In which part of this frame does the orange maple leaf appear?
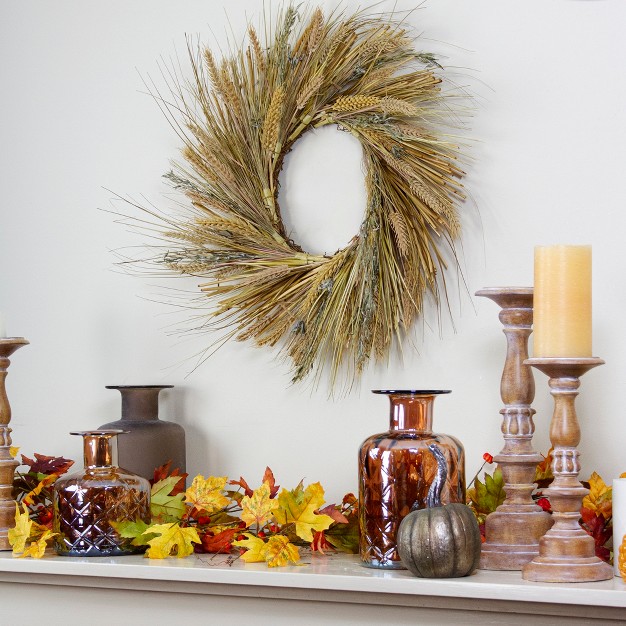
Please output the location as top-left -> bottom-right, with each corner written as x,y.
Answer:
262,467 -> 280,498
229,476 -> 253,498
152,461 -> 188,496
200,528 -> 237,554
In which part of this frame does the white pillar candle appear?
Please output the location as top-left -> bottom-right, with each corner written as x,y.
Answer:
533,245 -> 592,357
613,478 -> 626,577
0,312 -> 6,338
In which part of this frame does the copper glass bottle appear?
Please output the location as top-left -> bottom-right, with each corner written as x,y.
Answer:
358,390 -> 466,569
53,430 -> 151,557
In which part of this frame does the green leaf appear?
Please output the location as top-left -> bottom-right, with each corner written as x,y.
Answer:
324,516 -> 359,554
110,519 -> 157,546
467,467 -> 506,516
151,477 -> 186,521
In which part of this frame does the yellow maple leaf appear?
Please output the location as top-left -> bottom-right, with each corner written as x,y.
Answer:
274,482 -> 334,542
29,520 -> 54,541
241,482 -> 279,528
8,504 -> 32,554
17,530 -> 57,559
620,472 -> 626,479
145,523 -> 200,559
184,475 -> 230,515
23,474 -> 58,507
264,535 -> 300,567
582,472 -> 612,519
232,533 -> 268,563
9,446 -> 19,458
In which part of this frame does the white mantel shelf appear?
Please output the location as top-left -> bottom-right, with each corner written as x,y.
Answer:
1,551 -> 625,625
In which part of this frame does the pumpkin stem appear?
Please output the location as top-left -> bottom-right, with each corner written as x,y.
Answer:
426,443 -> 447,508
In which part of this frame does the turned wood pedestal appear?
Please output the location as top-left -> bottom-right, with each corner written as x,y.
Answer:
0,337 -> 28,550
522,357 -> 613,583
476,288 -> 553,570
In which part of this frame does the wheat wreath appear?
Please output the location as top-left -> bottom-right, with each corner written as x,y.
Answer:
148,5 -> 468,390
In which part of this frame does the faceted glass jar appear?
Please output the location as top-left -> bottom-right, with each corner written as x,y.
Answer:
53,430 -> 151,557
358,390 -> 466,569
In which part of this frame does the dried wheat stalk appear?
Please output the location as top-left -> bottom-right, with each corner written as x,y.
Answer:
143,4 -> 469,391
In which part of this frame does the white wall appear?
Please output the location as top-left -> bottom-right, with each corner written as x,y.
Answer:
1,0 -> 625,503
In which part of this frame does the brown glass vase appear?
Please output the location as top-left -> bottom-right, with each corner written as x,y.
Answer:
358,390 -> 466,569
98,385 -> 186,481
53,430 -> 151,557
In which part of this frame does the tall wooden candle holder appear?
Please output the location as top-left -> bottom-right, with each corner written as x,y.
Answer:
0,337 -> 28,550
476,288 -> 553,570
522,357 -> 613,582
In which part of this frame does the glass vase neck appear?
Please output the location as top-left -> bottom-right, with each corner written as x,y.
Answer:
71,430 -> 123,468
106,385 -> 173,421
373,390 -> 450,432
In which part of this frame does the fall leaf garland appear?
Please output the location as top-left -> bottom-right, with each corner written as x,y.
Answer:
9,453 -> 358,566
139,4 -> 468,390
112,470 -> 357,563
8,448 -> 626,569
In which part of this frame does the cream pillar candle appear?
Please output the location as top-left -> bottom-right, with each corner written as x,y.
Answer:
533,245 -> 592,357
613,478 -> 626,577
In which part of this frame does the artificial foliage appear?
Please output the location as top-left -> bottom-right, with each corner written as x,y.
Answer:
9,452 -> 358,565
468,449 -> 620,564
140,4 -> 468,389
9,451 -> 74,558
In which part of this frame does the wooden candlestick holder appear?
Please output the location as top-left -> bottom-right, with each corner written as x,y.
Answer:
0,337 -> 28,550
476,288 -> 553,570
522,357 -> 613,582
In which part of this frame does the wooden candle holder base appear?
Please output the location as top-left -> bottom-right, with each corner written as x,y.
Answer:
0,338 -> 28,551
522,357 -> 613,583
476,288 -> 553,570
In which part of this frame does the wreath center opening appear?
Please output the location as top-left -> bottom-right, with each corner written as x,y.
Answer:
277,125 -> 367,257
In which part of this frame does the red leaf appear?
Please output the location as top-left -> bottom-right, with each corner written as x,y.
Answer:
151,460 -> 188,495
229,476 -> 254,498
596,545 -> 611,562
199,528 -> 237,553
536,497 -> 552,513
317,503 -> 349,525
342,493 -> 357,507
580,506 -> 612,562
229,468 -> 279,500
262,467 -> 280,498
21,453 -> 74,476
311,531 -> 333,553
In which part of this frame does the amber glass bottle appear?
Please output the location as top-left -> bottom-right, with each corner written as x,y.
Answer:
358,390 -> 465,569
53,430 -> 151,557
